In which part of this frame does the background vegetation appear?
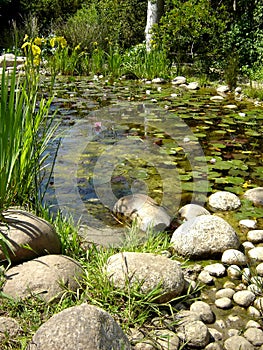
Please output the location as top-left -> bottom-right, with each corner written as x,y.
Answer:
0,0 -> 263,80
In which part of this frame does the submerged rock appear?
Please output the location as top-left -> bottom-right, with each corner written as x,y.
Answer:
178,204 -> 210,221
113,194 -> 171,232
244,187 -> 263,206
208,191 -> 241,211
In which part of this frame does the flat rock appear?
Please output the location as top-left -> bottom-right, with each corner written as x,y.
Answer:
208,191 -> 241,211
215,288 -> 235,299
217,85 -> 230,93
0,209 -> 61,262
227,265 -> 242,279
3,254 -> 84,302
187,81 -> 199,90
171,215 -> 240,259
239,219 -> 257,229
27,304 -> 131,350
210,95 -> 224,101
106,252 -> 185,303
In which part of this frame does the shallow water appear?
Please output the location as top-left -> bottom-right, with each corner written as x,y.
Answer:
42,76 -> 263,240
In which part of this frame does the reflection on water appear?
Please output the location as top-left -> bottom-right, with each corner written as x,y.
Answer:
42,77 -> 263,233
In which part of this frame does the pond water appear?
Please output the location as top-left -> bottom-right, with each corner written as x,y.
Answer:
42,76 -> 263,243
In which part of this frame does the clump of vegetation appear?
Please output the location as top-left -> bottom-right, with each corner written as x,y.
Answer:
0,218 -> 202,349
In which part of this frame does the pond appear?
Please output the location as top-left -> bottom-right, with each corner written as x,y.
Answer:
42,76 -> 263,245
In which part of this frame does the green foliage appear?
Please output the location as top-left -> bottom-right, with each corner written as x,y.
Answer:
19,0 -> 83,32
123,43 -> 172,79
224,52 -> 239,90
153,0 -> 229,74
56,4 -> 106,52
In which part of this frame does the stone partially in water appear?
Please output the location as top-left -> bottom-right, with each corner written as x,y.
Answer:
171,215 -> 240,259
244,187 -> 263,206
113,194 -> 171,232
178,204 -> 210,221
208,191 -> 241,211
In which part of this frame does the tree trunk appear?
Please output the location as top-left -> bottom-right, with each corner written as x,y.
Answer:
145,0 -> 164,51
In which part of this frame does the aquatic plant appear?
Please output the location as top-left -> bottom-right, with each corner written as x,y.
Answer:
0,58 -> 58,213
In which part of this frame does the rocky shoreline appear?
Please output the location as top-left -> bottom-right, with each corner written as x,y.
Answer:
0,188 -> 262,349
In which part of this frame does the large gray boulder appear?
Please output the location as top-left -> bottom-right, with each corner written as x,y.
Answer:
106,252 -> 185,303
27,304 -> 131,350
113,194 -> 171,232
0,209 -> 61,262
171,215 -> 240,259
3,254 -> 84,302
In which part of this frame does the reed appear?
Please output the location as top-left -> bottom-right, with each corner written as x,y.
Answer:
0,59 -> 58,213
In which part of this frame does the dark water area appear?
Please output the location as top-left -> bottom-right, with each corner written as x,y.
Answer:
41,76 -> 263,231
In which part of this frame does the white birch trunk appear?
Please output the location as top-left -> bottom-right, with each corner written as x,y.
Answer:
145,0 -> 164,51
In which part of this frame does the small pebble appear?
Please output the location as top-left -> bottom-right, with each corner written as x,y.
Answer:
242,268 -> 251,284
242,241 -> 255,251
221,249 -> 247,266
224,335 -> 254,350
215,288 -> 235,299
208,328 -> 223,341
204,343 -> 223,350
248,247 -> 263,262
204,263 -> 226,277
248,283 -> 262,295
244,327 -> 263,346
215,297 -> 232,309
245,320 -> 262,329
254,297 -> 263,312
198,270 -> 214,285
227,265 -> 242,279
247,230 -> 263,243
223,281 -> 236,289
190,301 -> 215,324
233,290 -> 256,307
247,305 -> 261,317
256,263 -> 263,276
239,219 -> 257,229
228,329 -> 239,337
